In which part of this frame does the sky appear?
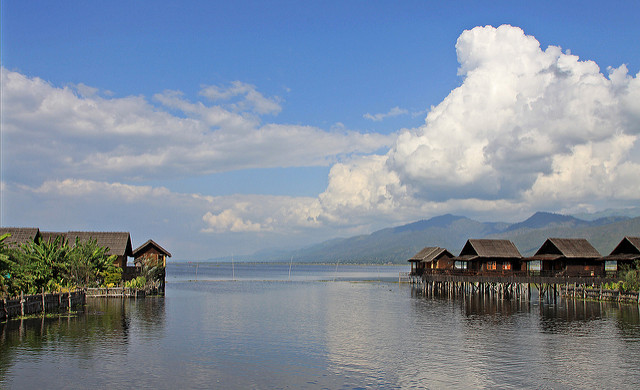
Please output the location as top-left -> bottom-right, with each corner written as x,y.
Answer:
2,1 -> 640,260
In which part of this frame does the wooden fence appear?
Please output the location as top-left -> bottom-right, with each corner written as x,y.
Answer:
85,286 -> 160,298
1,290 -> 85,321
561,284 -> 640,303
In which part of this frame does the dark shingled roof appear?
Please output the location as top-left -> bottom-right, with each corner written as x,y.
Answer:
408,247 -> 452,263
534,238 -> 600,258
133,239 -> 172,258
0,227 -> 41,247
458,239 -> 522,259
66,231 -> 133,257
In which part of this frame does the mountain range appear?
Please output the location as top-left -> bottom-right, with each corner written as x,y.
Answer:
229,209 -> 640,263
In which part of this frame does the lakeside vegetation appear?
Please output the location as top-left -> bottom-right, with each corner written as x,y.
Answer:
0,233 -> 161,298
603,261 -> 640,292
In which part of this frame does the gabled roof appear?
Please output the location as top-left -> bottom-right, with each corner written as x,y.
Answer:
66,231 -> 133,257
133,239 -> 172,258
458,239 -> 522,259
408,247 -> 452,263
605,237 -> 640,261
0,227 -> 41,247
534,238 -> 600,258
609,236 -> 640,256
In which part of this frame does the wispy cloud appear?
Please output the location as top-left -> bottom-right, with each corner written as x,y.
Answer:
1,68 -> 394,185
363,106 -> 409,122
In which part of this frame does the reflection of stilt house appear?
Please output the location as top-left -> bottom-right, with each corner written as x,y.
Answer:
408,247 -> 454,275
603,236 -> 640,273
133,240 -> 172,268
527,238 -> 602,276
455,239 -> 523,272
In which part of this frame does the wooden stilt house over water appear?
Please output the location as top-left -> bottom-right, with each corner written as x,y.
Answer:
527,238 -> 602,276
408,247 -> 454,275
0,227 -> 41,248
454,239 -> 523,273
133,239 -> 172,267
603,236 -> 640,274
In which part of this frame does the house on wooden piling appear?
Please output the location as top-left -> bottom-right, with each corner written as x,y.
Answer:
526,238 -> 602,276
454,239 -> 523,272
408,247 -> 454,275
603,236 -> 640,273
0,227 -> 41,248
133,239 -> 171,268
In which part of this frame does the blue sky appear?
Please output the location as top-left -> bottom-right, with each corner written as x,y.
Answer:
2,1 -> 640,260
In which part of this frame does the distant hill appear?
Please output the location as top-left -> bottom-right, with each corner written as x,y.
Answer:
232,211 -> 640,263
491,215 -> 639,256
571,207 -> 640,221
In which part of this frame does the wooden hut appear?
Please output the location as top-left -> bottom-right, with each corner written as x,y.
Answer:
66,231 -> 133,268
408,247 -> 454,275
454,239 -> 523,273
0,227 -> 41,248
133,239 -> 171,268
527,238 -> 602,276
603,236 -> 640,273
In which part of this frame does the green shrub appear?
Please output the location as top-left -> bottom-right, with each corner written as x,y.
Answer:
125,276 -> 146,289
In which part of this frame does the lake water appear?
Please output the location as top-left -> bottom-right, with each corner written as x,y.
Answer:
2,263 -> 640,389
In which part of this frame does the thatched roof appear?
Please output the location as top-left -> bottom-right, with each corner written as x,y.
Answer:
66,231 -> 133,257
534,238 -> 600,259
408,247 -> 452,263
609,236 -> 640,255
133,239 -> 172,258
0,227 -> 40,248
604,236 -> 640,261
39,231 -> 67,244
458,239 -> 522,259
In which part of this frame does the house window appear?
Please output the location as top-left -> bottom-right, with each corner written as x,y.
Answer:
487,261 -> 496,270
528,260 -> 541,271
454,261 -> 467,269
504,263 -> 511,270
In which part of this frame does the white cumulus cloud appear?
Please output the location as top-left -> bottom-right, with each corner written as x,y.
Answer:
312,24 -> 640,222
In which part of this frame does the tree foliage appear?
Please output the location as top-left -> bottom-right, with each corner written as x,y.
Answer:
0,234 -> 121,297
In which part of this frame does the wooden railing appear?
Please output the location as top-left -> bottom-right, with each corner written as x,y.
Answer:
410,269 -> 613,278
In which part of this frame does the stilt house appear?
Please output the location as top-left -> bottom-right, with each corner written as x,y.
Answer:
408,247 -> 454,275
133,239 -> 172,268
527,238 -> 602,276
454,239 -> 523,272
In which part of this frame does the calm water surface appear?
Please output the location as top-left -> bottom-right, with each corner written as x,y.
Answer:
1,263 -> 640,389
